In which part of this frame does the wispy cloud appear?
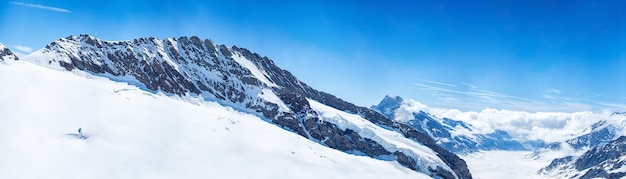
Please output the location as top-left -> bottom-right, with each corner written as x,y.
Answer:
414,83 -> 533,103
11,45 -> 33,57
10,1 -> 70,13
546,89 -> 561,94
412,81 -> 617,112
461,82 -> 478,89
419,79 -> 456,87
12,45 -> 32,53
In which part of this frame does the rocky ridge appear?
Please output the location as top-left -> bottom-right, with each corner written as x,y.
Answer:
22,35 -> 472,179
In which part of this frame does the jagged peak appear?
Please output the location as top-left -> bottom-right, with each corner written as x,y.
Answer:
385,95 -> 404,103
376,95 -> 404,108
47,35 -> 274,63
38,35 -> 284,77
0,42 -> 19,61
371,95 -> 405,119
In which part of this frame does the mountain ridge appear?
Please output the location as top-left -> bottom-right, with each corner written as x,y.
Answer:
20,34 -> 472,179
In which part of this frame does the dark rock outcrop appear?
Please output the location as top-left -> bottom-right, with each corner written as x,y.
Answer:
0,43 -> 19,61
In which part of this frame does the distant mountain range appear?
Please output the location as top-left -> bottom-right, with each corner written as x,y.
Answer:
372,96 -> 526,153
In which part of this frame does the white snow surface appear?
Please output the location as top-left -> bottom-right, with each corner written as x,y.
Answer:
230,51 -> 278,87
258,88 -> 291,112
0,60 -> 429,179
307,99 -> 455,178
461,151 -> 553,179
21,37 -> 79,71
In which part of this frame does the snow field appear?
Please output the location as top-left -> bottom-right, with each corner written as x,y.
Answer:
0,60 -> 429,179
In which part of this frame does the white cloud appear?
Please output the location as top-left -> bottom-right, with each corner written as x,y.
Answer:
399,90 -> 621,143
12,45 -> 32,53
10,1 -> 70,13
9,45 -> 34,57
11,45 -> 34,57
422,104 -> 611,143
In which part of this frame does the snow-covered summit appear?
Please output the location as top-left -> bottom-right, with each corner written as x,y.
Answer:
20,35 -> 472,178
0,42 -> 19,61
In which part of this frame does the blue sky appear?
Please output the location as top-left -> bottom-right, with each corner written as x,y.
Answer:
1,0 -> 626,112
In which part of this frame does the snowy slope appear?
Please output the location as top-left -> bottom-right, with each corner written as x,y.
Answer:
19,35 -> 472,178
308,99 -> 455,177
0,60 -> 431,179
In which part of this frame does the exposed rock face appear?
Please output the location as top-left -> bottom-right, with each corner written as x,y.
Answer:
23,34 -> 472,179
373,95 -> 526,153
539,136 -> 626,178
0,43 -> 19,61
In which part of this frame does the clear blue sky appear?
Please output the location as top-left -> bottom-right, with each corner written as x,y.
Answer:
1,0 -> 626,112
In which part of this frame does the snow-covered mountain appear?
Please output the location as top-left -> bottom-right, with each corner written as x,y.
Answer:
531,114 -> 626,178
539,136 -> 626,178
372,96 -> 526,153
0,42 -> 19,61
369,95 -> 626,178
544,119 -> 623,151
18,35 -> 472,178
0,59 -> 431,179
529,114 -> 626,161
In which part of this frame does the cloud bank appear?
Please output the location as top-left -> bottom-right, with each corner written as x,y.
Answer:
400,98 -> 613,143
